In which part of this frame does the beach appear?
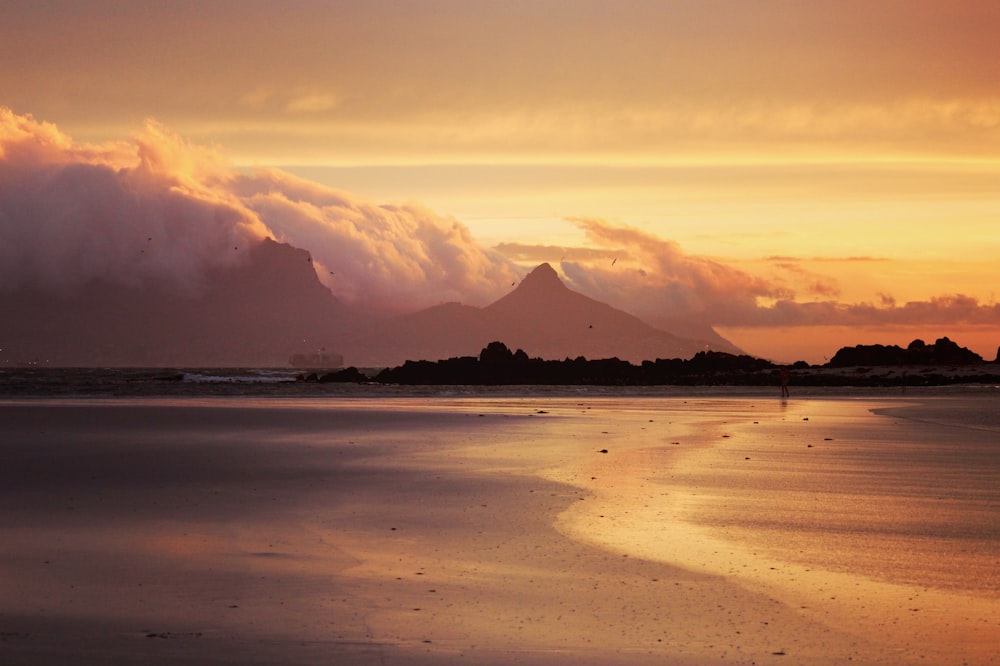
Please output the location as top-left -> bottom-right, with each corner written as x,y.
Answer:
0,394 -> 997,664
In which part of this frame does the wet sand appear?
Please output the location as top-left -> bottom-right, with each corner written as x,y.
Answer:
547,397 -> 999,664
0,396 -> 996,664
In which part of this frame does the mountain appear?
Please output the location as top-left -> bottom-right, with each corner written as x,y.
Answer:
2,253 -> 739,368
335,263 -> 741,366
330,301 -> 497,368
483,263 -> 725,361
0,239 -> 362,366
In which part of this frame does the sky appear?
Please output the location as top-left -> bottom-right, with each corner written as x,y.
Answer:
2,0 -> 999,363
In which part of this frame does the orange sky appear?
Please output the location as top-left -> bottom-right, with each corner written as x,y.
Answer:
2,1 -> 999,362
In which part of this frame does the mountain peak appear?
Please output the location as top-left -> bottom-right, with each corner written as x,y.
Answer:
518,263 -> 565,292
528,262 -> 557,276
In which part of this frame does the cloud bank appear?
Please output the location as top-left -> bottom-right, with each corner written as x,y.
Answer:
503,217 -> 1000,330
3,108 -> 998,339
0,109 -> 268,295
0,109 -> 518,311
556,217 -> 787,327
229,170 -> 518,314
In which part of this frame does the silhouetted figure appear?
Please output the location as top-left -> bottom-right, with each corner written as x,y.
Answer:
780,369 -> 790,398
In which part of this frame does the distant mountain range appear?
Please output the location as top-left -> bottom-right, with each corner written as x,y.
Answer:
333,263 -> 741,366
0,241 -> 740,367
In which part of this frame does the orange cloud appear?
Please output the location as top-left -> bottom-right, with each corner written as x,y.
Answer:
510,218 -> 1000,334
494,242 -> 620,264
766,261 -> 841,298
4,108 -> 998,345
556,217 -> 787,327
232,170 -> 519,313
763,255 -> 890,263
0,109 -> 518,310
741,295 -> 1000,327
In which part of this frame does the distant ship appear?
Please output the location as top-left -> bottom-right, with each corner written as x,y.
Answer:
288,350 -> 344,369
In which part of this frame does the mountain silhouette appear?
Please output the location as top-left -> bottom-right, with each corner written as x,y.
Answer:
0,239 -> 361,366
485,263 -> 723,361
2,252 -> 739,367
335,263 -> 740,366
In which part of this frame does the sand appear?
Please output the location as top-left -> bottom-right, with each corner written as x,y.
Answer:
0,395 -> 996,664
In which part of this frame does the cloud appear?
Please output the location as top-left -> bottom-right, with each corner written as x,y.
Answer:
285,91 -> 340,114
0,109 -> 268,295
4,108 -> 998,335
512,217 -> 1000,331
741,294 -> 1000,327
878,293 -> 897,307
0,109 -> 519,310
230,170 -> 520,313
763,255 -> 889,263
551,217 -> 787,328
494,242 -> 620,264
766,260 -> 841,298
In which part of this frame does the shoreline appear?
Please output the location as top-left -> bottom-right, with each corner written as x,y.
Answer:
0,396 -> 996,664
4,365 -> 1000,401
547,397 -> 999,664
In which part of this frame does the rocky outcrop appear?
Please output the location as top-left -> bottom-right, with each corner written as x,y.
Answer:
375,342 -> 776,385
827,337 -> 983,367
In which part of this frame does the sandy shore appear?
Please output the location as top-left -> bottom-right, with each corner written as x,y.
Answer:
0,396 -> 996,664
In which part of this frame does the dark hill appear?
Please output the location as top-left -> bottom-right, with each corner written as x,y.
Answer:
335,263 -> 731,366
0,238 -> 361,366
484,263 -> 718,362
330,301 -> 496,368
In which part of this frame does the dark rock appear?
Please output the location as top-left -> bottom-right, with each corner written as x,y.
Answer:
371,338 -> 999,387
317,367 -> 367,383
828,337 -> 983,367
480,341 -> 514,364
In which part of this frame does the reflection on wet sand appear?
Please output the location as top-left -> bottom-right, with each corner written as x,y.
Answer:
0,396 -> 996,664
549,397 -> 999,664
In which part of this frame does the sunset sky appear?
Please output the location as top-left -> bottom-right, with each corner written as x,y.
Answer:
2,0 -> 999,363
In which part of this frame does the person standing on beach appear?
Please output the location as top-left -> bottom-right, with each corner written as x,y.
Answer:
780,368 -> 790,398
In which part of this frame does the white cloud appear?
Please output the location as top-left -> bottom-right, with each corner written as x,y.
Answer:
0,109 -> 519,310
